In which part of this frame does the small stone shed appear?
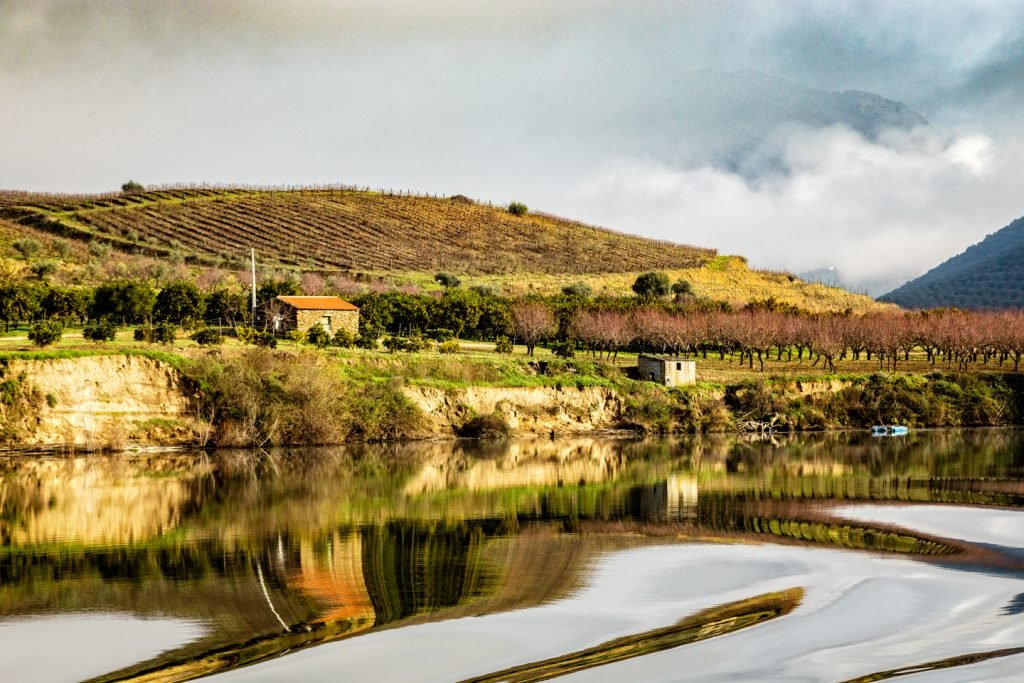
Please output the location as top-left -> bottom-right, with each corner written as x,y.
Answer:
638,354 -> 696,387
260,296 -> 360,336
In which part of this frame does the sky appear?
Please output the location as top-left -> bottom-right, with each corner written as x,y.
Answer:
2,0 -> 1023,286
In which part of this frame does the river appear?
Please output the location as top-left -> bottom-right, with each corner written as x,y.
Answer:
1,430 -> 1022,682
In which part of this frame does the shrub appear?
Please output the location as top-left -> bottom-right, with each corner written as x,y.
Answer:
671,279 -> 693,296
434,272 -> 461,289
561,282 -> 592,298
53,239 -> 72,259
438,339 -> 461,354
134,326 -> 150,343
192,328 -> 223,347
83,321 -> 117,343
12,238 -> 41,260
30,261 -> 58,281
458,412 -> 512,439
28,320 -> 62,347
632,271 -> 671,299
184,349 -> 425,446
551,339 -> 576,358
121,180 -> 145,193
507,201 -> 528,216
306,323 -> 331,348
494,336 -> 514,354
153,322 -> 177,345
235,326 -> 257,344
425,328 -> 454,342
383,335 -> 429,353
286,329 -> 304,343
354,333 -> 378,350
333,329 -> 356,348
253,331 -> 278,348
88,241 -> 111,259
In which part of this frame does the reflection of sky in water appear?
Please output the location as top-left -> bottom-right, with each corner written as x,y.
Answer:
211,506 -> 1024,682
0,613 -> 205,683
834,505 -> 1024,549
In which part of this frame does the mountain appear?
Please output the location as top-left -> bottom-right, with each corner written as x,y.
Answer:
880,215 -> 1024,309
632,70 -> 928,174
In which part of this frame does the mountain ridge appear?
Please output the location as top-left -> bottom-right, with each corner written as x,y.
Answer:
880,215 -> 1024,309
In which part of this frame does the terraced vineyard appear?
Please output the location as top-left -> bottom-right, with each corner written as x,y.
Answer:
0,187 -> 715,274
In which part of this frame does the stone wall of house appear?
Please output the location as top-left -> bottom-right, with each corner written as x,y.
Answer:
638,355 -> 666,384
294,309 -> 359,336
637,355 -> 696,387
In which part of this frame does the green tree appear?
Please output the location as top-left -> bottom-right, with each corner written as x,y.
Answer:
632,271 -> 671,299
507,201 -> 528,216
256,277 -> 301,304
121,180 -> 145,193
477,297 -> 513,339
91,281 -> 156,324
42,288 -> 91,324
0,283 -> 43,331
206,288 -> 251,326
28,320 -> 62,347
155,280 -> 206,324
429,290 -> 482,339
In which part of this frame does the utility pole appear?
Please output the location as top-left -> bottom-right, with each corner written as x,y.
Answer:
250,248 -> 257,325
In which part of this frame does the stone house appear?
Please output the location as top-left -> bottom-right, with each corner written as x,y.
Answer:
637,354 -> 696,387
259,296 -> 360,336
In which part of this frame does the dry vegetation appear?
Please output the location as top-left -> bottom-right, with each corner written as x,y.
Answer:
385,256 -> 891,313
0,186 -> 715,274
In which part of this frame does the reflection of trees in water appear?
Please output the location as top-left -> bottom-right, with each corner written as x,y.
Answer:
360,520 -> 505,624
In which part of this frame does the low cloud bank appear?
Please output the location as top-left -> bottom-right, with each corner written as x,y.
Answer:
552,124 -> 1023,285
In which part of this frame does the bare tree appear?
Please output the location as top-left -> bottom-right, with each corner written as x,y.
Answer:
511,301 -> 554,356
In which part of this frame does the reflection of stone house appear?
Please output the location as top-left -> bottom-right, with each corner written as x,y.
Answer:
638,354 -> 696,386
293,532 -> 376,628
259,296 -> 359,335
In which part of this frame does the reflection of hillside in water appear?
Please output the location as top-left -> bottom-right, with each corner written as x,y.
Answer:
0,429 -> 1021,682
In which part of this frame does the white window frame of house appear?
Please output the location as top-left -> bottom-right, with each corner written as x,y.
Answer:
322,315 -> 332,333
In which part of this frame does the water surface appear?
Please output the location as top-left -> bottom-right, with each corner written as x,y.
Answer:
1,430 -> 1022,681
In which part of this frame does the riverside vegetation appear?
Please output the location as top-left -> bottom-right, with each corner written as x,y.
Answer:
0,270 -> 1022,447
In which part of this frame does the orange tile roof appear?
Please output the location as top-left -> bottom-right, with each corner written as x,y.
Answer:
276,295 -> 359,311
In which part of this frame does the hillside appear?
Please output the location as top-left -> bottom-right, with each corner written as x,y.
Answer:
880,215 -> 1024,309
0,187 -> 715,275
0,185 -> 889,312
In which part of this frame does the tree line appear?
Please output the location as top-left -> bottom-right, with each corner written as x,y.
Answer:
4,274 -> 1023,374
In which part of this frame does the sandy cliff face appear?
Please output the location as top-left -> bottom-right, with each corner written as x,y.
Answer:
3,355 -> 199,449
404,385 -> 623,437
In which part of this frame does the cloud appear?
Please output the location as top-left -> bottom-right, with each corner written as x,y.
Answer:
551,124 -> 1024,282
1,1 -> 1022,285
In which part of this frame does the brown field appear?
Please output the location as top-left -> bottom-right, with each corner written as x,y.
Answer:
0,186 -> 715,274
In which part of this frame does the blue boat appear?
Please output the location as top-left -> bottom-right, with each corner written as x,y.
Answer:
871,425 -> 909,436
